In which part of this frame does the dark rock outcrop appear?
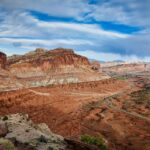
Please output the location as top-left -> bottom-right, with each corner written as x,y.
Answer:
0,52 -> 6,69
91,61 -> 101,71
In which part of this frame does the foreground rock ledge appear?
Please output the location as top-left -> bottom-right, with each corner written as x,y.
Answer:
0,113 -> 99,150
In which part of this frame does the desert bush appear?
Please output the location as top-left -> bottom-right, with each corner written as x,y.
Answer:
47,146 -> 59,150
114,76 -> 128,80
130,87 -> 150,107
2,115 -> 8,121
37,135 -> 47,143
80,134 -> 107,150
0,138 -> 16,150
47,84 -> 54,88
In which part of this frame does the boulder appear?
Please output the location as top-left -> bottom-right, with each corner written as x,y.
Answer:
0,122 -> 8,137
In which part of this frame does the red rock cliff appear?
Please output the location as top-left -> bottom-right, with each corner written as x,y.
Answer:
44,48 -> 90,68
8,48 -> 90,68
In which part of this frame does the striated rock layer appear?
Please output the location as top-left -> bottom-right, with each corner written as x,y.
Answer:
102,62 -> 150,76
0,48 -> 109,91
8,48 -> 90,68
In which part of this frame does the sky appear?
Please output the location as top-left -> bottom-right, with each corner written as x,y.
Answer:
0,0 -> 150,62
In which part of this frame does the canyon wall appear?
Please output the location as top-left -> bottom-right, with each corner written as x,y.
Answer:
0,48 -> 109,91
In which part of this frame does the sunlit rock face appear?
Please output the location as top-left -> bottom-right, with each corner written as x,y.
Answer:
1,48 -> 109,91
0,48 -> 110,91
8,48 -> 91,69
0,52 -> 7,69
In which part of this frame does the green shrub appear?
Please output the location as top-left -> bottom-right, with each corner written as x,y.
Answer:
47,84 -> 54,88
130,87 -> 150,107
114,76 -> 127,80
37,135 -> 47,143
47,146 -> 59,150
25,129 -> 30,132
2,116 -> 8,121
80,134 -> 107,150
0,138 -> 16,150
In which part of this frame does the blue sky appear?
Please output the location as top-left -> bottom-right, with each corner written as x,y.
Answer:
0,0 -> 150,62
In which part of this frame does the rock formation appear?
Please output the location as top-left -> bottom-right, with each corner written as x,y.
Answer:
101,62 -> 149,76
8,48 -> 90,68
0,113 -> 99,150
0,48 -> 109,91
91,61 -> 101,71
0,52 -> 6,69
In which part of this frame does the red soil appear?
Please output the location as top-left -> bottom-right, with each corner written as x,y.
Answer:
0,78 -> 149,150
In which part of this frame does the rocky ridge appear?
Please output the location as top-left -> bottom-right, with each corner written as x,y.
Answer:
0,113 -> 100,150
7,48 -> 90,68
102,62 -> 150,77
0,48 -> 109,91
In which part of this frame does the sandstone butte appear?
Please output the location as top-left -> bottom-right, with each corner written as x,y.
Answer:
0,48 -> 109,91
7,48 -> 91,68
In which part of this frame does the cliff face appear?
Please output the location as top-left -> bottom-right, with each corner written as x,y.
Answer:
8,48 -> 90,68
47,48 -> 90,67
0,52 -> 6,69
0,48 -> 109,91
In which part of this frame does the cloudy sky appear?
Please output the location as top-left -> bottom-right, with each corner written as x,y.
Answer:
0,0 -> 150,62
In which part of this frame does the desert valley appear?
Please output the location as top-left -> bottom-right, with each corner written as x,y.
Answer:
0,48 -> 149,150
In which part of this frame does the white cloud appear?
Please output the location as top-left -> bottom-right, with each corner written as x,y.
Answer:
88,0 -> 150,27
1,0 -> 150,27
0,37 -> 93,47
36,20 -> 128,38
0,9 -> 128,40
77,50 -> 150,62
0,0 -> 90,19
88,3 -> 129,25
0,10 -> 40,37
0,9 -> 128,39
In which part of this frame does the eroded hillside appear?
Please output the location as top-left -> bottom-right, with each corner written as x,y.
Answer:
0,48 -> 109,91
